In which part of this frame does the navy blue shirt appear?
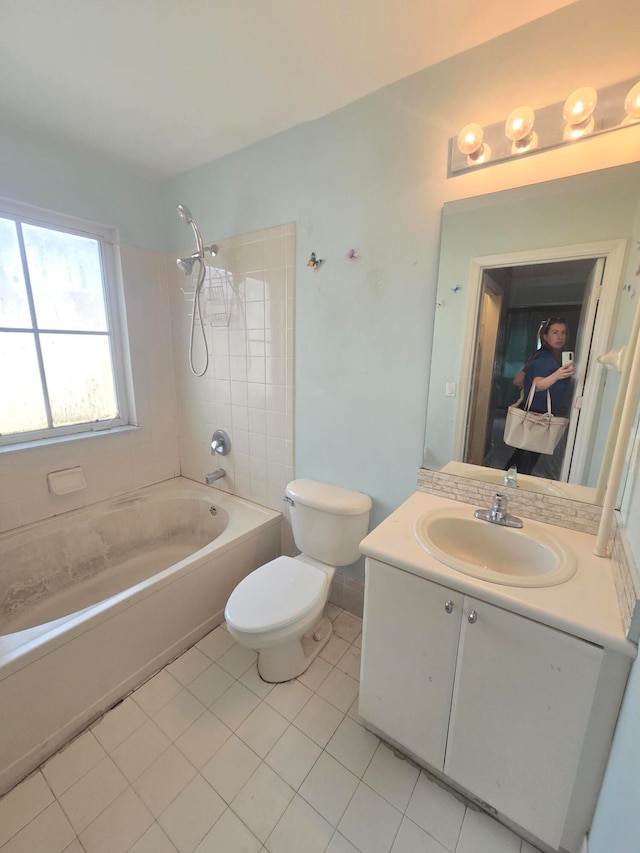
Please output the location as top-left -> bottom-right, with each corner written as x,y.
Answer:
523,349 -> 570,414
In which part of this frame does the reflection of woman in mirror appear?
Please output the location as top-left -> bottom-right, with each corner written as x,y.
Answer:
505,317 -> 577,476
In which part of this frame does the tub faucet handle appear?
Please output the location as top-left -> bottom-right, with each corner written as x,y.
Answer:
211,429 -> 231,456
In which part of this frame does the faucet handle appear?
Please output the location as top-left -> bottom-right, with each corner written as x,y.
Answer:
503,467 -> 518,486
210,429 -> 231,456
491,493 -> 507,522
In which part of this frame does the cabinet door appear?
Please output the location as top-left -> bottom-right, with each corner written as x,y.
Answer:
444,597 -> 603,850
359,559 -> 463,770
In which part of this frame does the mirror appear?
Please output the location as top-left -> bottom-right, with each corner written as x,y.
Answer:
423,162 -> 640,505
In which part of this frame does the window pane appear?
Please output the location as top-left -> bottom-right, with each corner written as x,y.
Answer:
0,217 -> 32,327
22,224 -> 108,331
41,334 -> 118,426
0,332 -> 48,434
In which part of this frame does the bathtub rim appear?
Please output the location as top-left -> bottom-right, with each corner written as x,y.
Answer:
0,477 -> 281,677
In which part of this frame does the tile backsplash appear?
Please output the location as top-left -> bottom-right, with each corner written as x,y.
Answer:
417,468 -> 602,534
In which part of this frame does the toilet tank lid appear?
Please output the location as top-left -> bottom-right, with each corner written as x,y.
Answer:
286,479 -> 372,515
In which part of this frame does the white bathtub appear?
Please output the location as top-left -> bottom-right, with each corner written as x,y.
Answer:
0,477 -> 281,796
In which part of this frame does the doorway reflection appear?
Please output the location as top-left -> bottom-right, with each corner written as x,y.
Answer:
467,257 -> 599,480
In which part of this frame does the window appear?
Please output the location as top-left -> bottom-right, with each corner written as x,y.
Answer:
0,199 -> 132,446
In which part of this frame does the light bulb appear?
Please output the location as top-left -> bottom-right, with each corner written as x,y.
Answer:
457,123 -> 483,155
624,81 -> 640,119
563,87 -> 598,126
504,107 -> 537,153
505,107 -> 535,141
456,123 -> 491,165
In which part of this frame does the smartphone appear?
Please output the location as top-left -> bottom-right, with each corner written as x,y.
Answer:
562,351 -> 574,366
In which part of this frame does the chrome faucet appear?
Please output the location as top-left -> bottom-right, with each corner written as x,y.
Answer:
474,493 -> 523,528
503,466 -> 518,488
205,469 -> 226,485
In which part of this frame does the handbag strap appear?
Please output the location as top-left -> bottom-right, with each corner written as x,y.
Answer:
524,382 -> 552,415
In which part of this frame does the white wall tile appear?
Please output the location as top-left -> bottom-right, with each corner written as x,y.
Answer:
248,408 -> 267,436
246,302 -> 265,330
248,383 -> 267,410
168,224 -> 294,536
245,275 -> 265,302
247,356 -> 266,384
267,411 -> 287,439
230,356 -> 248,382
250,433 -> 268,460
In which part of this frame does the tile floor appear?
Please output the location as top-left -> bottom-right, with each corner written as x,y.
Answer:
0,606 -> 542,853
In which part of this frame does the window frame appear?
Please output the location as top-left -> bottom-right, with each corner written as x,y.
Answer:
0,197 -> 134,447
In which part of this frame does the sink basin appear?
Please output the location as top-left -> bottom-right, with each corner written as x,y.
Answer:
414,509 -> 576,587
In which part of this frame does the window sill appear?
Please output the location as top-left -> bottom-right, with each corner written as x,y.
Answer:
0,424 -> 141,455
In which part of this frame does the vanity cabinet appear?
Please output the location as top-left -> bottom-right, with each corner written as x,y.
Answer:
359,558 -> 608,852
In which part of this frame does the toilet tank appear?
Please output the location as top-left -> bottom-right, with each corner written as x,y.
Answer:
285,479 -> 372,566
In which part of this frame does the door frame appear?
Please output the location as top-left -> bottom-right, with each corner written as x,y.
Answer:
466,276 -> 504,465
453,239 -> 628,482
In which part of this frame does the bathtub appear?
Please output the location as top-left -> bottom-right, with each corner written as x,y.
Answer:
0,477 -> 281,796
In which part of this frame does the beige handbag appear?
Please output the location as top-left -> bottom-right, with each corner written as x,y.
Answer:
503,384 -> 569,455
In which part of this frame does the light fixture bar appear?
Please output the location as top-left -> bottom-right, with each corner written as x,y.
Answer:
448,77 -> 639,177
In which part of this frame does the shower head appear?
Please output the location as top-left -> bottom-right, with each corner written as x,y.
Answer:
177,256 -> 196,275
176,204 -> 193,224
176,244 -> 217,275
177,202 -> 203,255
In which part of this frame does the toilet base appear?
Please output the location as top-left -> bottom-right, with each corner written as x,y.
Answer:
257,615 -> 333,683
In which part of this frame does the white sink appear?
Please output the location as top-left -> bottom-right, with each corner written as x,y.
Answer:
414,508 -> 577,587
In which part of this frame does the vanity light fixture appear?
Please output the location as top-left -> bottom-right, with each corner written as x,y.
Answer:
448,76 -> 640,176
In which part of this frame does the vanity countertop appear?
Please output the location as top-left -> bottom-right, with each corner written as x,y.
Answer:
360,491 -> 636,657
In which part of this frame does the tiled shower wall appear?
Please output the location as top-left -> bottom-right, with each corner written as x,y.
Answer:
170,224 -> 295,545
0,245 -> 180,534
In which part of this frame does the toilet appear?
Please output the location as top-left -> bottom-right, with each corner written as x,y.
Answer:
224,479 -> 372,682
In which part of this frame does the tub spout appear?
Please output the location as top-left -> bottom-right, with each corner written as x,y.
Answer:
205,469 -> 226,485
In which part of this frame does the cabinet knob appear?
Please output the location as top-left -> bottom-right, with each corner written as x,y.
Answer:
444,600 -> 454,614
468,610 -> 478,624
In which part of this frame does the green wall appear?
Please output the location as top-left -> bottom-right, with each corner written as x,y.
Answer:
0,120 -> 164,250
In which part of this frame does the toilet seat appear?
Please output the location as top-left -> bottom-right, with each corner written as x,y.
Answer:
225,556 -> 327,634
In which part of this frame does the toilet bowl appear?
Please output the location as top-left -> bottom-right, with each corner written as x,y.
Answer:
224,479 -> 372,682
225,555 -> 335,682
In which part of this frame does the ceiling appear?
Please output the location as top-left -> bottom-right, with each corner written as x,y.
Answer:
0,0 -> 576,182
